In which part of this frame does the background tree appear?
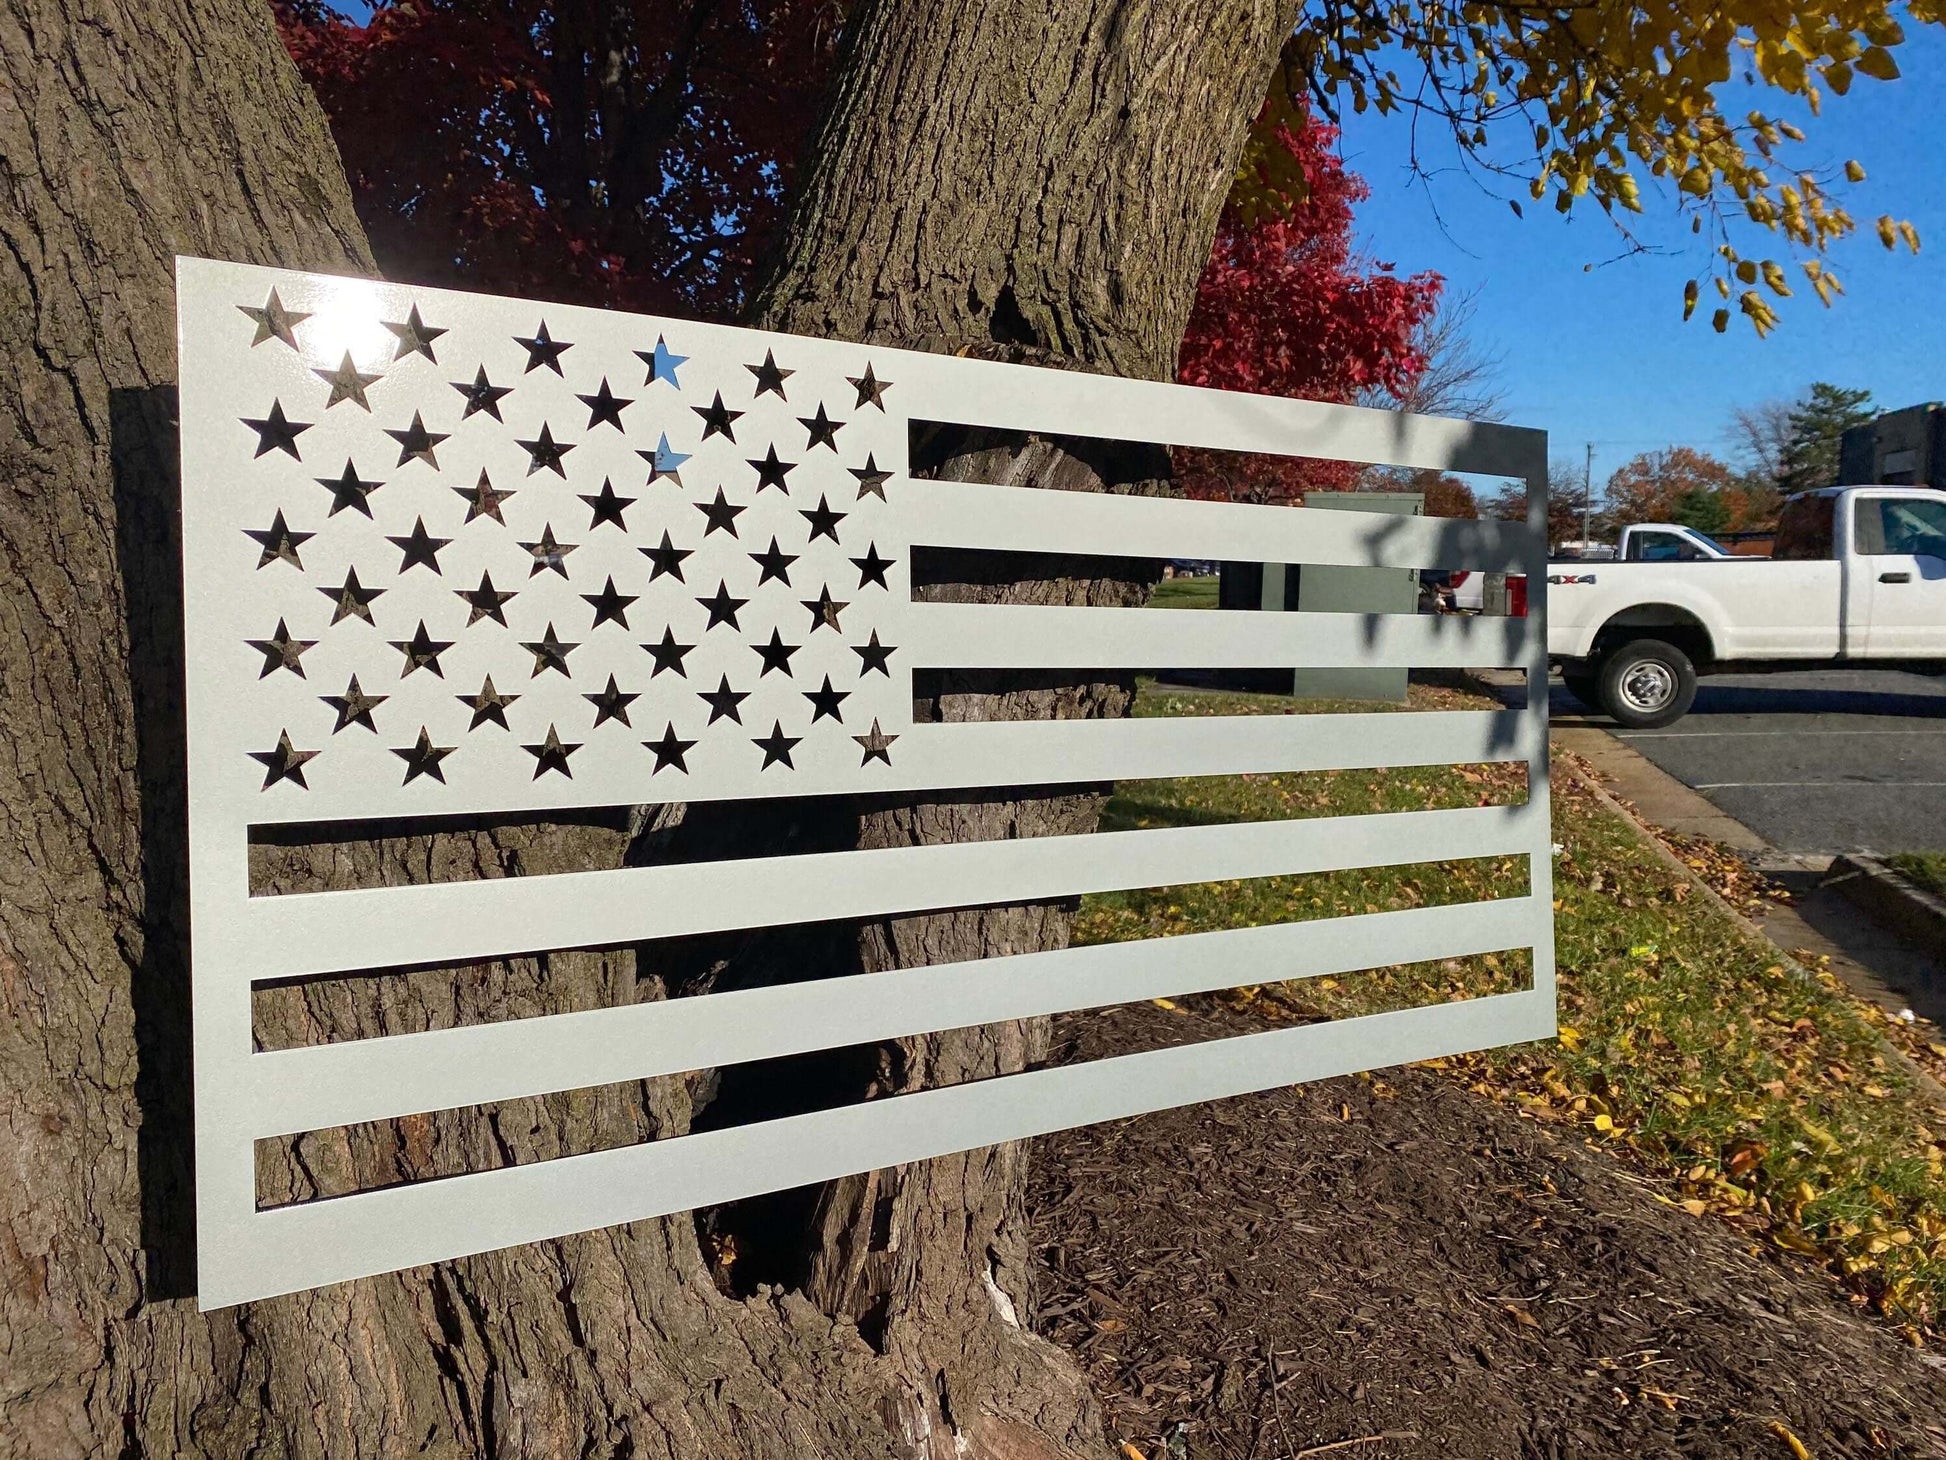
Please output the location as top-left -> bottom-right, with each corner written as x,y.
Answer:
274,0 -> 840,318
1605,446 -> 1736,528
1779,381 -> 1878,494
1359,286 -> 1508,424
1174,96 -> 1441,500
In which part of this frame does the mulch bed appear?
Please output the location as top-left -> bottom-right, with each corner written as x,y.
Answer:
1027,1000 -> 1946,1460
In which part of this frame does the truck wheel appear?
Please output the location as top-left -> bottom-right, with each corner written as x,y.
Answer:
1560,669 -> 1600,709
1598,639 -> 1697,729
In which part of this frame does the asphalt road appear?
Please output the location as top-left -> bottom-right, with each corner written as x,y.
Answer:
1554,667 -> 1946,855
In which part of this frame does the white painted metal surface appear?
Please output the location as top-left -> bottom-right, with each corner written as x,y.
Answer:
177,257 -> 1555,1308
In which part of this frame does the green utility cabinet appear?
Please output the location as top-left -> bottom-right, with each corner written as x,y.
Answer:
1219,491 -> 1423,703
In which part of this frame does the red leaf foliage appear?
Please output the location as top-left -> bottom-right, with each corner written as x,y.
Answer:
274,0 -> 841,318
277,7 -> 1439,509
1176,105 -> 1441,501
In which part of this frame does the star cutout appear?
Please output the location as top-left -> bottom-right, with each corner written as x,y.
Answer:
848,363 -> 892,410
800,495 -> 846,542
746,349 -> 793,399
752,629 -> 799,677
696,580 -> 748,631
457,675 -> 519,730
383,305 -> 446,363
644,722 -> 696,774
644,626 -> 695,678
698,674 -> 750,725
247,618 -> 315,678
640,530 -> 692,583
852,543 -> 895,589
849,454 -> 893,500
580,478 -> 635,531
456,569 -> 517,626
514,320 -> 572,374
578,377 -> 633,430
693,390 -> 742,442
241,400 -> 311,458
250,730 -> 318,789
517,422 -> 575,477
748,537 -> 798,587
246,510 -> 312,570
322,674 -> 387,733
747,445 -> 796,494
752,721 -> 802,771
385,410 -> 449,468
582,576 -> 639,629
803,675 -> 850,723
852,631 -> 896,676
584,674 -> 640,728
523,725 -> 581,779
638,432 -> 690,485
238,289 -> 310,350
314,352 -> 381,410
520,525 -> 577,578
636,335 -> 687,388
798,404 -> 843,451
392,621 -> 456,678
455,469 -> 514,523
452,366 -> 513,422
393,727 -> 457,784
319,565 -> 385,624
801,586 -> 848,633
522,624 -> 580,678
316,459 -> 383,518
854,719 -> 898,766
695,487 -> 747,538
388,516 -> 452,574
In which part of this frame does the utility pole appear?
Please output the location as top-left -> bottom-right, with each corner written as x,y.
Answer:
1583,441 -> 1595,545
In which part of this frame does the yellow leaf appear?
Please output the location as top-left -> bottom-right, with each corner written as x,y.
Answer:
1682,278 -> 1700,320
1877,214 -> 1899,249
1856,46 -> 1900,81
1844,159 -> 1866,183
1769,1420 -> 1813,1460
1593,1113 -> 1614,1133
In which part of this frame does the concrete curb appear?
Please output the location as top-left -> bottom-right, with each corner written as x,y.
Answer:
1554,751 -> 1946,1108
1825,855 -> 1946,969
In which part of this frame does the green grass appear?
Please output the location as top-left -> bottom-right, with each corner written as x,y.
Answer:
1075,680 -> 1946,1335
1149,575 -> 1219,609
1889,853 -> 1946,902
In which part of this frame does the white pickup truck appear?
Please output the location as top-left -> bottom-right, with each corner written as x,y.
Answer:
1548,485 -> 1946,727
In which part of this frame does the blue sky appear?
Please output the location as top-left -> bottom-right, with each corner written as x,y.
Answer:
1337,25 -> 1946,481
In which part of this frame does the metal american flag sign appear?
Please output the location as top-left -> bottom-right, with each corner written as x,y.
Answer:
177,257 -> 1555,1308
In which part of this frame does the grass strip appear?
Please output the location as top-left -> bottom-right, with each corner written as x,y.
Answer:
1076,680 -> 1946,1338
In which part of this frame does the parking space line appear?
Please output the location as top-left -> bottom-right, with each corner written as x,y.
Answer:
1620,729 -> 1946,739
1693,780 -> 1946,790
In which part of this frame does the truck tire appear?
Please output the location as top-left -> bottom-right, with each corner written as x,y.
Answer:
1597,638 -> 1697,729
1560,669 -> 1600,709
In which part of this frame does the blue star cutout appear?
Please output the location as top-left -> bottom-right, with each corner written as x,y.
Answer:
639,432 -> 692,485
636,335 -> 687,389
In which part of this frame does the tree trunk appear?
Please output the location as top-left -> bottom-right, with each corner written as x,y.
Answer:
738,0 -> 1300,1445
0,1 -> 1290,1456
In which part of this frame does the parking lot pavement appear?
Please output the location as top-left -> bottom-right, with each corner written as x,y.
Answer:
1554,668 -> 1946,855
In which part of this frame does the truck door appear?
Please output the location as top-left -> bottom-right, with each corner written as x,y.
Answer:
1850,493 -> 1946,657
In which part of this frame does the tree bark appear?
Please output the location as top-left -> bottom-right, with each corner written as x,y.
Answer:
0,0 -> 1291,1456
740,0 -> 1300,1446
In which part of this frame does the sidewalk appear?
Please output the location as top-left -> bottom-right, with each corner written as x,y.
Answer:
1477,671 -> 1946,1023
